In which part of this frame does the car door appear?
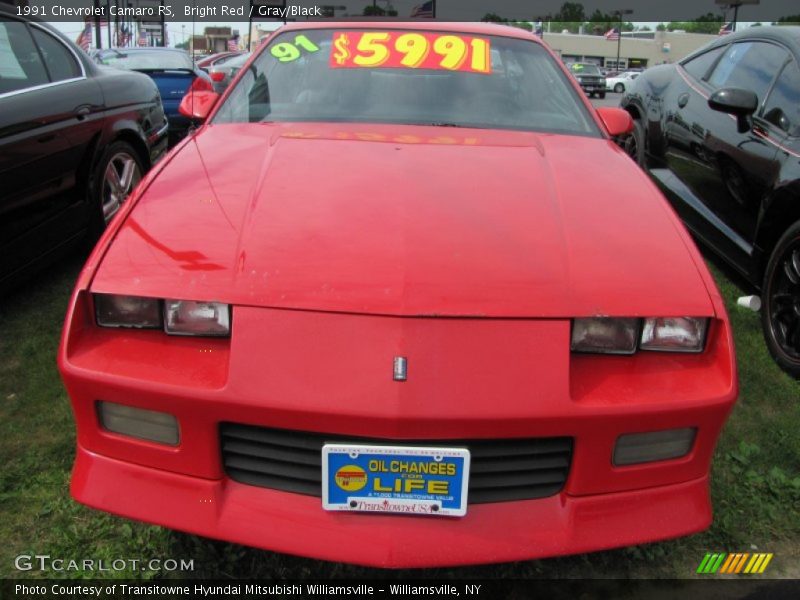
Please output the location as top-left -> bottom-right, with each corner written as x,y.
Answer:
662,41 -> 786,267
0,20 -> 103,282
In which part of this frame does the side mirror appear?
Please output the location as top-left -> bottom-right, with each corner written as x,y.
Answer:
596,107 -> 634,136
708,88 -> 758,133
178,90 -> 220,122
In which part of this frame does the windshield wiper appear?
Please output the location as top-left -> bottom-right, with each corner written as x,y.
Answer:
423,122 -> 465,128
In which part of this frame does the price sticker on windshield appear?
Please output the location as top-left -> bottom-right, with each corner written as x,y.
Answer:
329,31 -> 492,74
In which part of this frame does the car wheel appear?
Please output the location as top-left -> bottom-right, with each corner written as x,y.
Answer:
598,92 -> 606,99
624,117 -> 646,167
614,83 -> 624,93
762,221 -> 800,379
88,141 -> 143,237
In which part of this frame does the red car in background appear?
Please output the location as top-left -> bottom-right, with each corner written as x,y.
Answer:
195,51 -> 241,72
59,22 -> 737,567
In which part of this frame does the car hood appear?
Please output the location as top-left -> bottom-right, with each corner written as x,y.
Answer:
91,122 -> 714,317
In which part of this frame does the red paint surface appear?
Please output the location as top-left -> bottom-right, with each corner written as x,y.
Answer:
59,22 -> 738,567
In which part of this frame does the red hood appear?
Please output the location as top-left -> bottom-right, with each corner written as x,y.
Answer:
91,122 -> 713,317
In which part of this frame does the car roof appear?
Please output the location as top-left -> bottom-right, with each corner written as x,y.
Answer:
99,47 -> 187,54
273,21 -> 541,42
689,25 -> 800,61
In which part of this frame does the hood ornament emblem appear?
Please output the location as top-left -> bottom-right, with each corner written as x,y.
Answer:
393,357 -> 407,382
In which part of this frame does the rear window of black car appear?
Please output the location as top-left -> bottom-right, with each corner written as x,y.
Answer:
0,21 -> 48,94
30,28 -> 81,82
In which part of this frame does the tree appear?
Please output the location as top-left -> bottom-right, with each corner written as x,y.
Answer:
667,13 -> 726,34
656,23 -> 667,31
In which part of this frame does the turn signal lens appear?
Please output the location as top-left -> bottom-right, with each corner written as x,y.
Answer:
98,401 -> 179,445
614,428 -> 696,466
164,300 -> 230,336
640,317 -> 708,352
571,318 -> 639,354
94,294 -> 161,328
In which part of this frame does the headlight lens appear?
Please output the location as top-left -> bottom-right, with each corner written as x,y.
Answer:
571,317 -> 639,354
640,317 -> 708,352
572,317 -> 709,354
164,300 -> 230,336
95,294 -> 161,328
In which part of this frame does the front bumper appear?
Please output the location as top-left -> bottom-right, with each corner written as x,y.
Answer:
73,444 -> 711,567
60,298 -> 737,567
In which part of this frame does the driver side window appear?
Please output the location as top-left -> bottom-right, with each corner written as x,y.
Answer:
760,59 -> 800,137
707,41 -> 788,103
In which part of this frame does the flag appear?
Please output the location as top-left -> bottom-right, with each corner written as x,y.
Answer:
410,1 -> 435,18
115,25 -> 131,47
605,27 -> 620,41
228,35 -> 239,51
76,21 -> 91,51
138,27 -> 147,47
719,22 -> 734,35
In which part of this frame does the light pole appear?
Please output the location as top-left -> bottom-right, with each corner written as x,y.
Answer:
614,9 -> 633,70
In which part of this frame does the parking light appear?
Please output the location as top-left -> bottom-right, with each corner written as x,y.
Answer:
97,401 -> 179,445
614,428 -> 696,466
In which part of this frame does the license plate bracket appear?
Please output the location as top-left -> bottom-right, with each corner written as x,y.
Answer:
322,444 -> 470,517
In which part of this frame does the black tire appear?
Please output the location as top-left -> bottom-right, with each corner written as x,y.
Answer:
614,83 -> 624,93
589,91 -> 595,98
761,221 -> 800,379
87,141 -> 144,240
624,117 -> 646,167
598,92 -> 606,99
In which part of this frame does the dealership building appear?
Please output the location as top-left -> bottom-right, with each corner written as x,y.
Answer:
541,30 -> 720,69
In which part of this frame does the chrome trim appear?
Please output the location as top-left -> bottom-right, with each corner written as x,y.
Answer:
0,22 -> 87,100
0,77 -> 86,100
148,121 -> 169,143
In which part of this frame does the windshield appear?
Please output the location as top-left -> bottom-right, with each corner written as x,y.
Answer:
97,50 -> 193,70
213,28 -> 599,136
570,64 -> 601,76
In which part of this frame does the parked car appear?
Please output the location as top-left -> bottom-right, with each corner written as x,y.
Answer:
196,51 -> 242,72
568,62 -> 607,98
0,7 -> 167,292
207,52 -> 251,94
606,70 -> 639,93
621,26 -> 800,377
60,22 -> 736,568
94,48 -> 212,145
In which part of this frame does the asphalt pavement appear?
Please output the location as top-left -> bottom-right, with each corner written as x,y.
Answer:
589,91 -> 624,109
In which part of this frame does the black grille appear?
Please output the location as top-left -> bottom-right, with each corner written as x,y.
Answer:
220,423 -> 572,504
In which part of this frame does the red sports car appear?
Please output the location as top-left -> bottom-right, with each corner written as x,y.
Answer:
59,22 -> 737,568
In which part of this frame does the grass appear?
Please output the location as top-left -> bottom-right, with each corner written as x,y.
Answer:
0,250 -> 798,580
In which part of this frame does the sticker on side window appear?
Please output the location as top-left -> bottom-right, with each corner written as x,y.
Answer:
329,31 -> 492,74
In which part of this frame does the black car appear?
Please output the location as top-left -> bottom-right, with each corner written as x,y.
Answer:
568,62 -> 607,99
0,8 -> 168,292
621,26 -> 800,377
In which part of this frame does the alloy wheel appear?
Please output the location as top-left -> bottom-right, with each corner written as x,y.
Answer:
768,242 -> 800,361
101,152 -> 141,224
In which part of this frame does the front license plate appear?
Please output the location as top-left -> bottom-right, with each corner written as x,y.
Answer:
322,444 -> 470,517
